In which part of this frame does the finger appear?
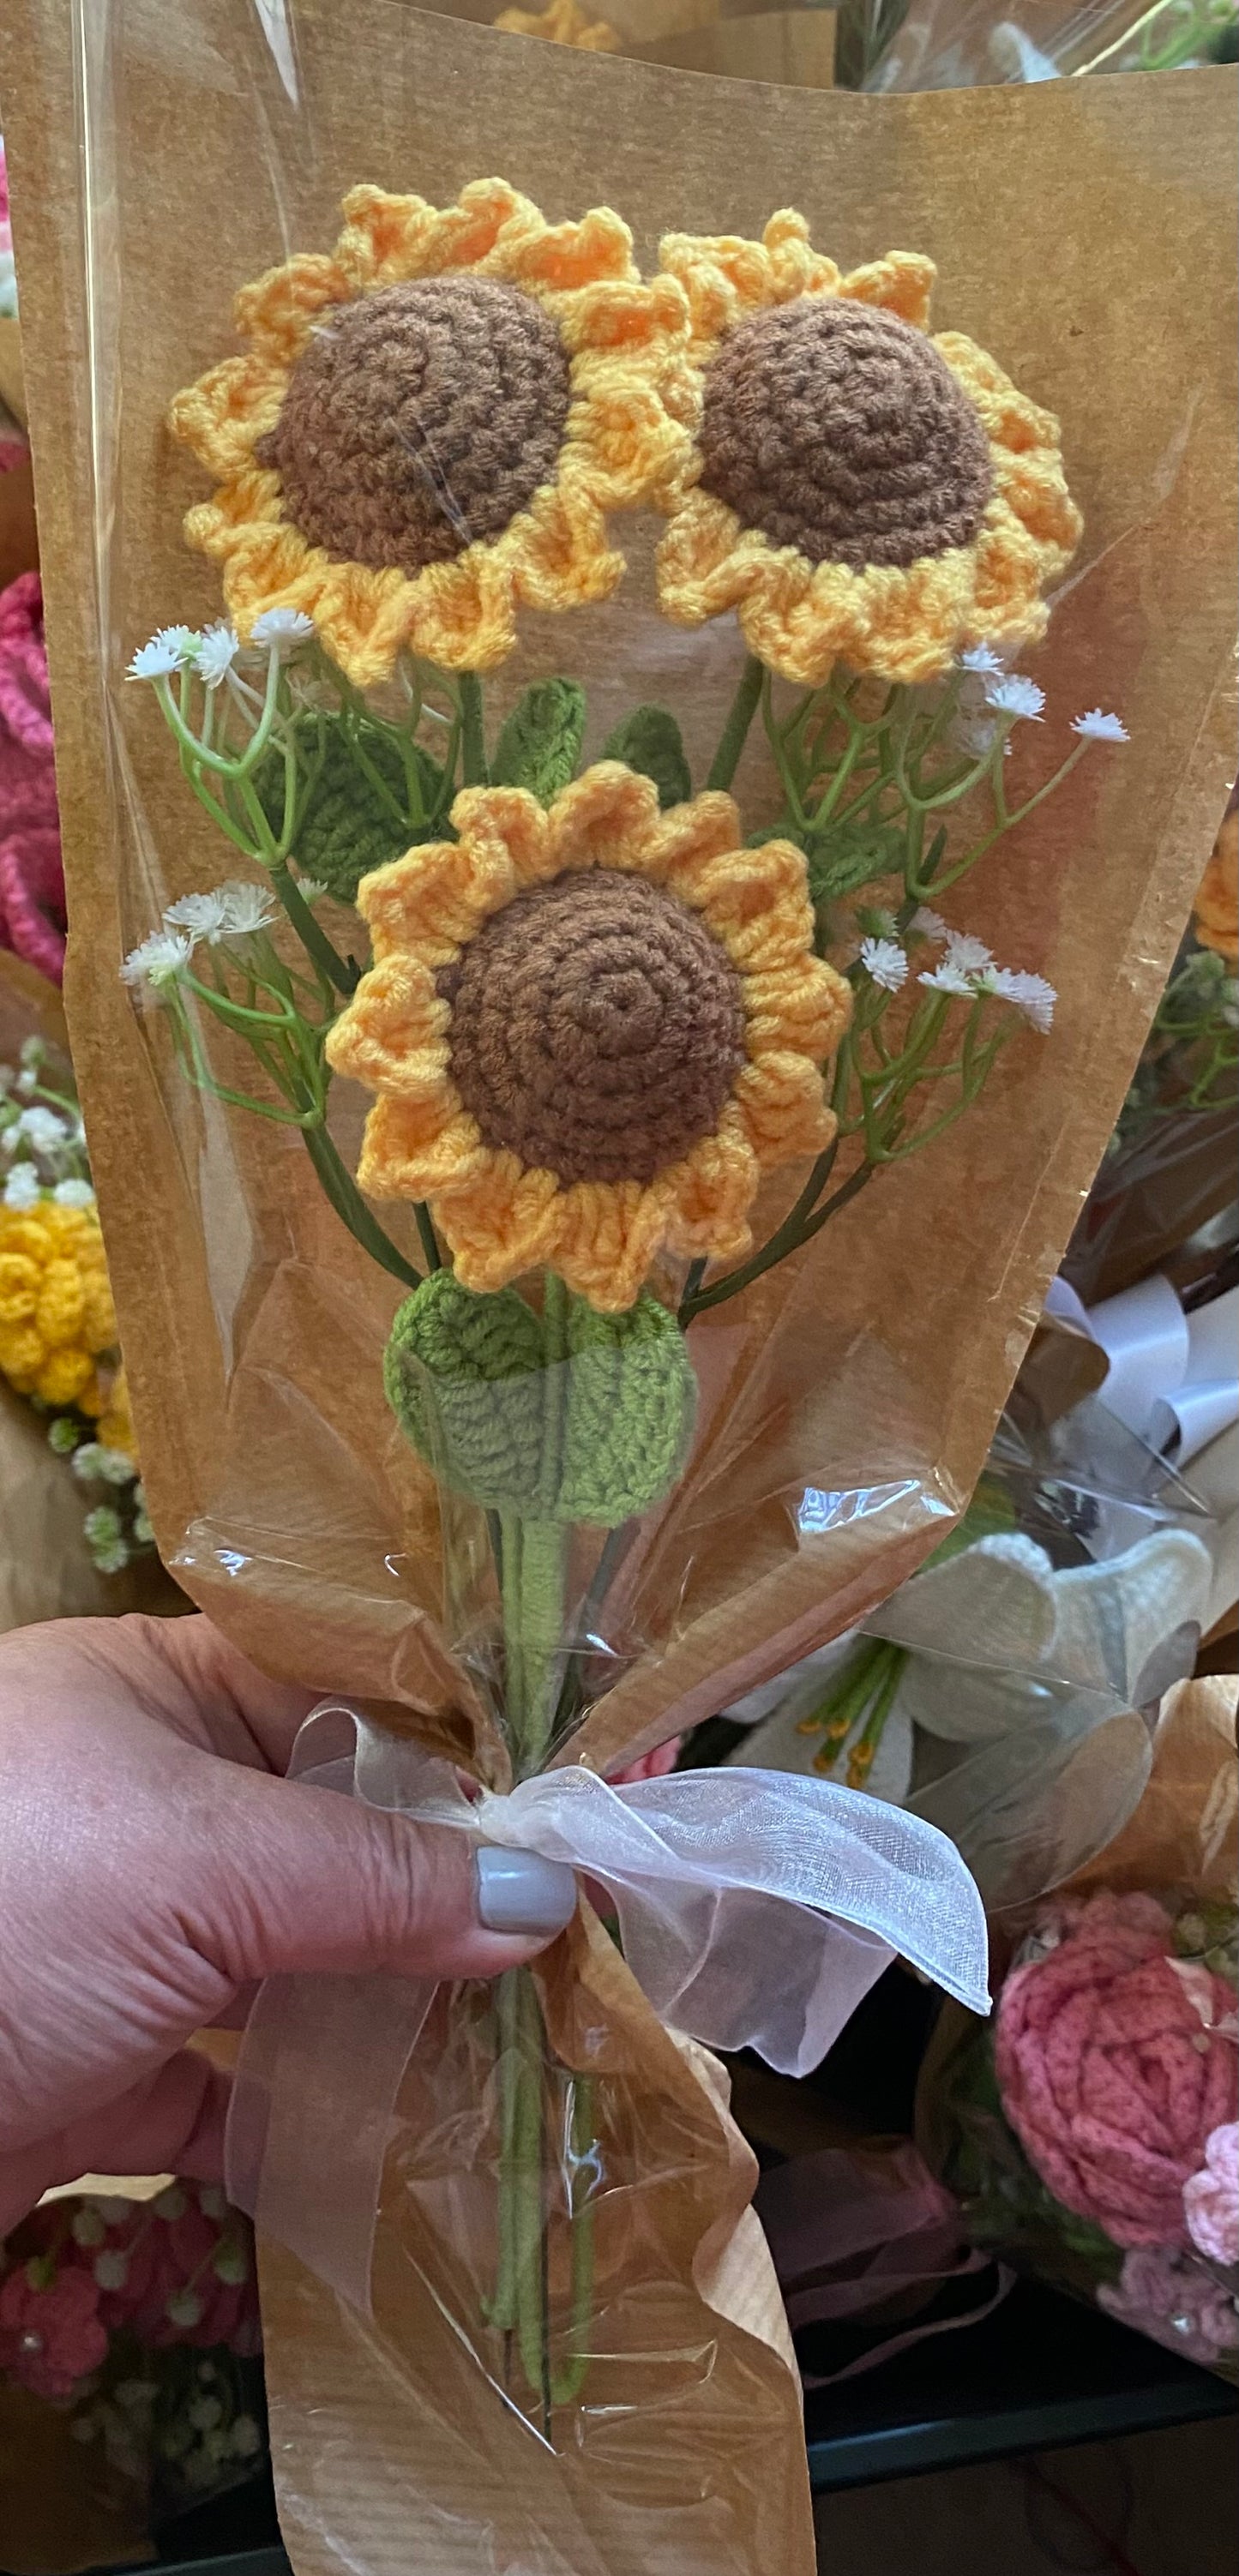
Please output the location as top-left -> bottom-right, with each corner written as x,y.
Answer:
0,2052 -> 231,2238
176,1762 -> 577,1991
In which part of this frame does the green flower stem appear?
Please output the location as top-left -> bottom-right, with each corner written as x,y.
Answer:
916,741 -> 1090,898
550,2075 -> 597,2406
846,1644 -> 906,1786
706,654 -> 764,793
269,860 -> 360,998
459,674 -> 490,787
800,1636 -> 900,1759
679,1138 -> 839,1324
299,1120 -> 423,1290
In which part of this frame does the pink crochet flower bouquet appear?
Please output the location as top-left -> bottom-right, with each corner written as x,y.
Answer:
0,2181 -> 265,2516
928,1888 -> 1238,2376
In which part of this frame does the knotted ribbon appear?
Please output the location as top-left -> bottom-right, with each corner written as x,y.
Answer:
1047,1273 -> 1239,1467
226,1703 -> 989,2313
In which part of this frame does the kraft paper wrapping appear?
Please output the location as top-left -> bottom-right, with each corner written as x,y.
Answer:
2,5 -> 1236,2567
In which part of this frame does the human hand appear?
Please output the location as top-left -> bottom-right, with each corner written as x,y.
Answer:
0,1612 -> 575,2231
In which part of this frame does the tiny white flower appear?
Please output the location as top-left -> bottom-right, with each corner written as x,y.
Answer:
115,2380 -> 159,2417
250,606 -> 316,651
69,2416 -> 99,2445
1072,708 -> 1129,743
93,2249 -> 129,2291
919,964 -> 977,1000
986,965 -> 1058,1032
910,908 -> 948,944
19,1037 -> 45,1069
165,888 -> 231,941
958,643 -> 1004,675
197,2183 -> 227,2221
983,673 -> 1045,722
858,936 -> 908,994
127,626 -> 200,682
194,622 -> 240,689
3,1164 -> 41,1209
120,930 -> 194,993
211,2237 -> 250,2285
88,2195 -> 134,2224
942,932 -> 995,975
15,1104 -> 66,1152
230,2414 -> 262,2459
15,1066 -> 37,1096
53,1178 -> 97,1209
71,2207 -> 107,2249
218,880 -> 279,936
71,1444 -> 110,1484
153,2183 -> 188,2222
189,2395 -> 224,2432
205,2427 -> 232,2465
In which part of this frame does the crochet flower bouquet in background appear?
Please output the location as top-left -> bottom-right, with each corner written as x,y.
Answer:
3,6 -> 1236,2572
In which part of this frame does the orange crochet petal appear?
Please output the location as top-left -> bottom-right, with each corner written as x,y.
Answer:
323,957 -> 450,1101
544,762 -> 663,873
840,252 -> 936,331
357,834 -> 514,964
450,784 -> 552,888
357,1095 -> 488,1201
434,1159 -> 567,1293
552,1179 -> 680,1314
733,1055 -> 836,1162
662,1114 -> 758,1255
233,253 -> 355,365
690,840 -> 815,968
167,357 -> 286,478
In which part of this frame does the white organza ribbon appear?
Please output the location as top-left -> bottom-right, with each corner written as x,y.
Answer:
226,1703 -> 989,2311
1048,1274 -> 1239,1467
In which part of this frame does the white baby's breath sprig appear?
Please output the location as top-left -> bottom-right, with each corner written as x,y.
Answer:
165,890 -> 231,942
53,1177 -> 97,1209
1072,709 -> 1129,743
2,1164 -> 42,1210
918,961 -> 977,1000
249,607 -> 316,652
858,936 -> 908,994
120,930 -> 194,994
127,627 -> 200,682
982,966 -> 1058,1032
910,908 -> 948,944
218,880 -> 280,936
194,623 -> 241,690
293,877 -> 328,907
957,643 -> 1005,676
942,932 -> 995,975
983,673 -> 1046,723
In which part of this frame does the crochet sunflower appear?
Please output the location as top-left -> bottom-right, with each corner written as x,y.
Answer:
655,214 -> 1082,688
167,179 -> 686,688
326,762 -> 851,1311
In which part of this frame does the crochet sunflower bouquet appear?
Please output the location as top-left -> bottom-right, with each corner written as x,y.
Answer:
111,171 -> 1144,2507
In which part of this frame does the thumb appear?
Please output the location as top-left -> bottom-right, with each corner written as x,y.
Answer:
174,1758 -> 578,1992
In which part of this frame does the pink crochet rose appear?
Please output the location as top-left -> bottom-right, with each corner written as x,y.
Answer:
0,2257 -> 108,2398
0,572 -> 66,982
1099,2244 -> 1237,2369
995,1892 -> 1237,2249
1184,2123 -> 1239,2269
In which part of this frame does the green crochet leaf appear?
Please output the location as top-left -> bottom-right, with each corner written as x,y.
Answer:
385,1275 -> 696,1527
806,814 -> 908,907
383,1272 -> 544,1510
256,716 -> 443,904
601,706 -> 691,810
558,1292 -> 696,1525
490,680 -> 586,804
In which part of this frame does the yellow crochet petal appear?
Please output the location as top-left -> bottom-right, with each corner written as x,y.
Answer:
322,958 -> 451,1101
654,490 -> 758,625
357,1095 -> 488,1202
662,1114 -> 758,1255
544,762 -> 663,874
646,793 -> 744,901
34,1348 -> 96,1408
733,1055 -> 837,1163
562,374 -> 689,513
355,835 -> 514,963
451,784 -> 553,889
233,253 -> 355,365
403,548 -> 519,675
745,956 -> 853,1060
551,1179 -> 679,1314
555,271 -> 688,359
0,1252 -> 39,1325
514,483 -> 623,614
334,186 -> 449,291
491,206 -> 634,293
761,210 -> 842,304
689,840 -> 815,968
434,1159 -> 567,1294
166,358 -> 286,478
840,253 -> 936,331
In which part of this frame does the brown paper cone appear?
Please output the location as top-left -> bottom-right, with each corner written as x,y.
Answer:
2,9 -> 1236,2567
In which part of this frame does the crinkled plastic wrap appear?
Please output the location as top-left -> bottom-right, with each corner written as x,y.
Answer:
917,1675 -> 1239,2382
3,4 -> 1237,2569
854,0 -> 1239,89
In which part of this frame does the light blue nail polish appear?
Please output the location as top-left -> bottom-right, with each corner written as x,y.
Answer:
476,1845 -> 577,1937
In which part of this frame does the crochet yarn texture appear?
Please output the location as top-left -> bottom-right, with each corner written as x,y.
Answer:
256,716 -> 436,903
384,1270 -> 696,1525
257,278 -> 573,578
437,869 -> 746,1186
325,762 -> 850,1311
698,299 -> 993,573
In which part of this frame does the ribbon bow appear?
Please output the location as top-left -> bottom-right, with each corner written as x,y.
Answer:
227,1704 -> 989,2311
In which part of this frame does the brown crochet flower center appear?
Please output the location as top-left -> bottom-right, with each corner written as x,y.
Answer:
256,277 -> 573,575
439,869 -> 747,1186
697,297 -> 994,572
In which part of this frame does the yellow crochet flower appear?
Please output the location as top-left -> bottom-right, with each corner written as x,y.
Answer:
494,0 -> 621,48
98,1363 -> 138,1463
654,214 -> 1082,688
326,763 -> 851,1311
0,1200 -> 117,1413
168,179 -> 687,688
